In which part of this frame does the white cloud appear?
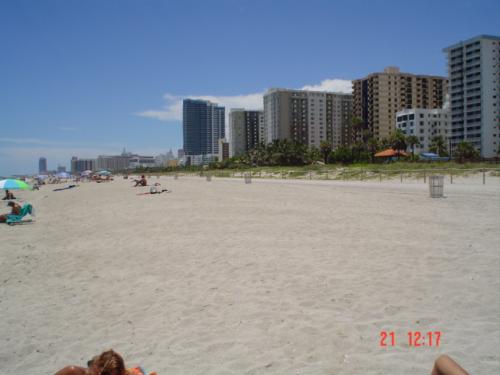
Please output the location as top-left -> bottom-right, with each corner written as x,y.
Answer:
301,78 -> 352,93
136,94 -> 184,121
136,92 -> 263,122
136,78 -> 352,122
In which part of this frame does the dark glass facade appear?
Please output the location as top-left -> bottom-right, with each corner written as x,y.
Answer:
183,99 -> 225,156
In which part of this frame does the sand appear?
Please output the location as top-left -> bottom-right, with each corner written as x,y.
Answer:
1,176 -> 499,374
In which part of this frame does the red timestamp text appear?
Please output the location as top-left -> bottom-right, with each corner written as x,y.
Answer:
379,331 -> 442,347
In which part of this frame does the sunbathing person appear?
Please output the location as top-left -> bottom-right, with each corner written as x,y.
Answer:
2,189 -> 16,200
54,349 -> 155,375
149,186 -> 169,194
0,201 -> 21,223
133,175 -> 147,187
431,355 -> 469,375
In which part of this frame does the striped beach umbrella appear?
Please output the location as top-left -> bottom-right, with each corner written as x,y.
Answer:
0,179 -> 32,190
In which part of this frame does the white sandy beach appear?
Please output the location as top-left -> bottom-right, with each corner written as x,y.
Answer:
1,176 -> 499,374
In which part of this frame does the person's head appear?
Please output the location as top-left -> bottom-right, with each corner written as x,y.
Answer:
141,175 -> 145,179
87,350 -> 126,375
7,201 -> 15,207
5,190 -> 9,194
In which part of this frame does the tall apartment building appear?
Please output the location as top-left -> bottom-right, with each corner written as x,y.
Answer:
229,109 -> 264,157
263,88 -> 352,149
71,158 -> 96,174
38,157 -> 47,174
396,108 -> 450,153
443,35 -> 500,158
352,67 -> 448,141
183,99 -> 225,158
218,138 -> 230,161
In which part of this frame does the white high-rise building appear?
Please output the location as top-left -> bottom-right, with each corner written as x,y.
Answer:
443,35 -> 500,158
263,88 -> 352,149
396,108 -> 450,153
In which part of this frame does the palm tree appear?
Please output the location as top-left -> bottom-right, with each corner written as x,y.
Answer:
367,137 -> 379,162
406,135 -> 421,158
429,135 -> 448,157
455,141 -> 479,163
389,130 -> 407,158
319,141 -> 332,164
351,117 -> 364,143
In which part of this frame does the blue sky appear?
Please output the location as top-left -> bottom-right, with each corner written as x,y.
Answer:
1,0 -> 499,175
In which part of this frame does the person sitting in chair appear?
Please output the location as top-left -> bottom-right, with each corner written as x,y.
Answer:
2,190 -> 16,200
0,201 -> 21,223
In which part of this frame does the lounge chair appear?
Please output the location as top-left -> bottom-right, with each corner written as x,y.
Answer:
6,204 -> 35,225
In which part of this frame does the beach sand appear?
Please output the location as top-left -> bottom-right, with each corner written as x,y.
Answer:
1,176 -> 499,374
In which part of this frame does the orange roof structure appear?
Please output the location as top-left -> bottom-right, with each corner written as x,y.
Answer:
374,148 -> 409,157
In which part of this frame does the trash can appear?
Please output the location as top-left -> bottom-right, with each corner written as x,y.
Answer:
206,174 -> 212,182
429,175 -> 444,198
244,172 -> 252,184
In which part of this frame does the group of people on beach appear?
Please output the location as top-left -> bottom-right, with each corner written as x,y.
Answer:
54,350 -> 468,375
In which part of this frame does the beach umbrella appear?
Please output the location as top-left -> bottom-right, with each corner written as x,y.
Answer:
81,170 -> 93,176
0,179 -> 32,190
97,170 -> 111,176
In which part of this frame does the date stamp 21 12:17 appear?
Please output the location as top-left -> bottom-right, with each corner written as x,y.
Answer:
380,331 -> 442,347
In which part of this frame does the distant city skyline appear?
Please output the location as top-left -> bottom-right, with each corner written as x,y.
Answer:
1,0 -> 499,175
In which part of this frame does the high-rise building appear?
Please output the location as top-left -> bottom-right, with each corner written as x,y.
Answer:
331,94 -> 353,148
183,99 -> 225,159
263,89 -> 352,149
443,35 -> 500,158
57,165 -> 67,173
229,109 -> 265,157
352,67 -> 448,141
71,158 -> 96,173
38,157 -> 47,174
177,149 -> 185,159
396,108 -> 450,154
218,138 -> 230,161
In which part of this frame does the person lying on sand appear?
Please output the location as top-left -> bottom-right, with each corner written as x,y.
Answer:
2,189 -> 16,200
133,175 -> 147,187
432,355 -> 469,375
150,186 -> 170,194
54,349 -> 156,375
54,352 -> 465,375
0,201 -> 21,223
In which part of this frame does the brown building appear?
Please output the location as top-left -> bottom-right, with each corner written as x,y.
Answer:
352,67 -> 448,141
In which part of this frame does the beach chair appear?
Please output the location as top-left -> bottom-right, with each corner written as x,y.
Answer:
6,204 -> 35,225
